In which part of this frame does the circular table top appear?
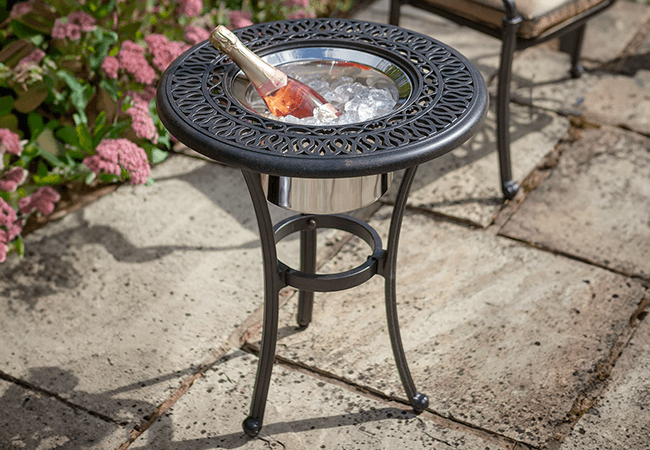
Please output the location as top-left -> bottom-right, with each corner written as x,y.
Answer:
156,19 -> 488,178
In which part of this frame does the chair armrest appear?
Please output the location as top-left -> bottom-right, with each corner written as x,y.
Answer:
501,0 -> 519,19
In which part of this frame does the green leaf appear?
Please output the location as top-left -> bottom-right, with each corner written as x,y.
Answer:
89,29 -> 118,71
37,146 -> 66,168
117,21 -> 144,41
94,111 -> 107,133
150,148 -> 169,164
9,21 -> 39,39
99,79 -> 119,102
55,126 -> 79,146
75,123 -> 93,153
84,171 -> 96,185
56,70 -> 90,124
33,173 -> 62,185
27,112 -> 44,136
0,96 -> 13,116
145,178 -> 155,186
37,159 -> 49,177
35,128 -> 66,163
14,236 -> 25,258
0,113 -> 19,132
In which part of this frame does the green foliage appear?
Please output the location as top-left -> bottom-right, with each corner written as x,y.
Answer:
0,0 -> 353,263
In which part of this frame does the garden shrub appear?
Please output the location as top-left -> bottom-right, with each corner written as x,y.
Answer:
0,0 -> 352,263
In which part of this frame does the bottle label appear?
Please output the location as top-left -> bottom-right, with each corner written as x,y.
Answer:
256,71 -> 287,96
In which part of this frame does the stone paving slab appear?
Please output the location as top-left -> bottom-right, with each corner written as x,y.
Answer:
389,104 -> 568,227
0,155 -> 299,426
500,126 -> 650,281
581,0 -> 650,63
0,378 -> 125,449
249,207 -> 647,448
130,350 -> 511,450
583,70 -> 650,136
510,48 -> 650,136
560,315 -> 650,450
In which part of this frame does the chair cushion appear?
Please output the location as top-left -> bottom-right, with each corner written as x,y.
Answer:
420,0 -> 611,39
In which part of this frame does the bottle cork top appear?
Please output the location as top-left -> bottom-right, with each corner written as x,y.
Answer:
210,25 -> 238,53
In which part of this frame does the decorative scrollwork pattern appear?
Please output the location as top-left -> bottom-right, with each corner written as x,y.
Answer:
163,18 -> 483,174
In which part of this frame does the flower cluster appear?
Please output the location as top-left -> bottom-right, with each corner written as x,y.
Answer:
0,198 -> 22,263
18,186 -> 61,216
0,129 -> 24,160
145,34 -> 190,73
52,11 -> 97,40
184,26 -> 210,45
83,139 -> 151,185
116,41 -> 158,85
178,0 -> 204,17
126,91 -> 159,143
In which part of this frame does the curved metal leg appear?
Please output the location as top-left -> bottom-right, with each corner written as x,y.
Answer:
241,169 -> 283,437
497,16 -> 522,200
383,166 -> 429,413
297,218 -> 317,328
559,24 -> 586,79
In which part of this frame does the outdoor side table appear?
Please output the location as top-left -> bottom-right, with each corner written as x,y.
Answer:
156,18 -> 487,437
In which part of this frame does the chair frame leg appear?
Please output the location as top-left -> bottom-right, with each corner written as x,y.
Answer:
496,15 -> 522,200
389,0 -> 402,26
559,24 -> 586,79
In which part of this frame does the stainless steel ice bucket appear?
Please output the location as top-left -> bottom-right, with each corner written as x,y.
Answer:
231,47 -> 411,214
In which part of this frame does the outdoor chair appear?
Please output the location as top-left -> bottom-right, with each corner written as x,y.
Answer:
389,0 -> 617,199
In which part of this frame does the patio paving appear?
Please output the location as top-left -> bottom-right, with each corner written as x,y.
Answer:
0,1 -> 649,449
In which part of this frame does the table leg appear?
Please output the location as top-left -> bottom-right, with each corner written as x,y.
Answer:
241,170 -> 283,437
297,219 -> 317,328
384,166 -> 429,413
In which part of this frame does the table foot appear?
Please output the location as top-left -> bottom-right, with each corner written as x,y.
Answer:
242,416 -> 262,437
502,180 -> 519,200
411,392 -> 429,413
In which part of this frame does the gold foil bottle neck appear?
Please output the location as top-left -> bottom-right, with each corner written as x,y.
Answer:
210,25 -> 238,53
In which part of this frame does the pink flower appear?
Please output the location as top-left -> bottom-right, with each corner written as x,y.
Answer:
286,10 -> 315,19
145,34 -> 190,72
51,20 -> 67,39
0,197 -> 22,262
283,0 -> 309,8
84,139 -> 150,185
229,10 -> 253,29
52,19 -> 82,41
125,96 -> 158,143
17,49 -> 45,68
101,55 -> 119,79
177,0 -> 203,17
117,41 -> 157,85
0,129 -> 23,157
0,167 -> 28,192
68,11 -> 96,32
18,186 -> 60,216
10,2 -> 33,18
184,25 -> 210,45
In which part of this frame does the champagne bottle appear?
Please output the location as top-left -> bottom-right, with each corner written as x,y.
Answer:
210,25 -> 341,119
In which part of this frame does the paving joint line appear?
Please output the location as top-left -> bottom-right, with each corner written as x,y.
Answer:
495,233 -> 650,286
544,294 -> 650,450
240,342 -> 531,450
0,369 -> 124,426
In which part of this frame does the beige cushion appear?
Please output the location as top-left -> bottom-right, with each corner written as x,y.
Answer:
420,0 -> 611,39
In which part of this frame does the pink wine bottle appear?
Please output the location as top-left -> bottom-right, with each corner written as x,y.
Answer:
210,26 -> 340,119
